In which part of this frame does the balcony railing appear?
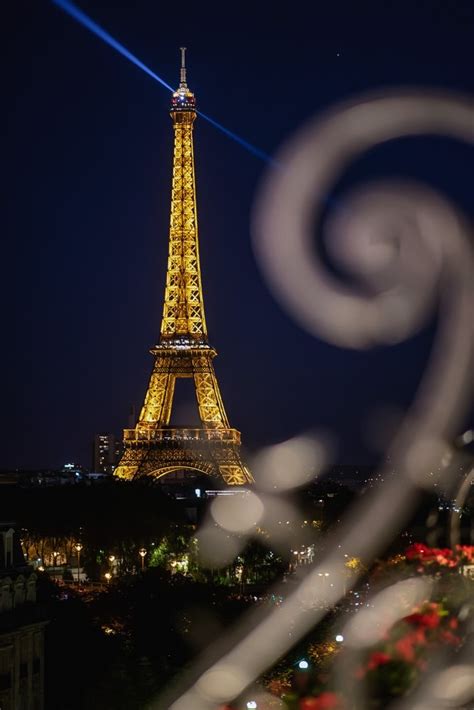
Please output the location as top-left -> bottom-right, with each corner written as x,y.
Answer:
123,427 -> 241,445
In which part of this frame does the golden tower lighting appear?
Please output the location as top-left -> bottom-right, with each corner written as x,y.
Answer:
114,49 -> 253,486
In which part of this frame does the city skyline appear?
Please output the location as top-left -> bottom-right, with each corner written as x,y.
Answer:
5,1 -> 474,469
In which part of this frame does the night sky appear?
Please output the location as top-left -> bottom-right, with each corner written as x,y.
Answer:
4,1 -> 473,470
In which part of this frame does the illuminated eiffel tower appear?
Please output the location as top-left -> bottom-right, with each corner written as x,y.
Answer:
114,49 -> 253,486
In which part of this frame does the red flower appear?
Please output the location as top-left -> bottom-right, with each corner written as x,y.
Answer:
300,699 -> 322,710
395,637 -> 415,661
394,630 -> 425,662
456,545 -> 474,563
405,543 -> 460,568
300,692 -> 342,709
406,543 -> 430,560
436,548 -> 453,558
404,612 -> 439,629
317,693 -> 343,710
367,651 -> 391,670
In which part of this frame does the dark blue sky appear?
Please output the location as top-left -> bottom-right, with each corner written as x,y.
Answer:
4,1 -> 473,469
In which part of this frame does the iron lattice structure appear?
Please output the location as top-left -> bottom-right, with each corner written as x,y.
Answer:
114,50 -> 253,486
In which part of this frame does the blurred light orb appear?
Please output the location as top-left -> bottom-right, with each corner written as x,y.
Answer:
461,429 -> 473,444
431,664 -> 474,705
253,435 -> 328,491
404,435 -> 450,488
344,578 -> 430,648
211,490 -> 264,533
195,665 -> 250,702
195,526 -> 242,569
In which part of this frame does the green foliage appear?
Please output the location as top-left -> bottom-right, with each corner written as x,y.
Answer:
366,659 -> 418,701
148,539 -> 169,568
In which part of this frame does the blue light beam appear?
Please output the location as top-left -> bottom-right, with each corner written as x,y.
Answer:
52,0 -> 274,164
52,0 -> 174,92
197,110 -> 275,164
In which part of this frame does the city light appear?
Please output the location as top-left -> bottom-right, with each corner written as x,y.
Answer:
298,659 -> 309,669
335,634 -> 344,643
74,543 -> 83,584
139,548 -> 147,572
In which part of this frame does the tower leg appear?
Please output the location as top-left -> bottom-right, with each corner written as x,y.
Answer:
139,357 -> 175,425
193,355 -> 230,428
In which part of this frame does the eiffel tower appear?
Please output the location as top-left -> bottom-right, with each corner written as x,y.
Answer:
114,49 -> 253,486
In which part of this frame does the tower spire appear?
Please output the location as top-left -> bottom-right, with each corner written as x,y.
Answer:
180,46 -> 187,87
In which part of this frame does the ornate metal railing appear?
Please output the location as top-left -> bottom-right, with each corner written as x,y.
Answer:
161,89 -> 474,710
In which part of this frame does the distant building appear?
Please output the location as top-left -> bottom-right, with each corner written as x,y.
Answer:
59,462 -> 88,484
92,434 -> 121,474
0,522 -> 47,709
33,463 -> 88,486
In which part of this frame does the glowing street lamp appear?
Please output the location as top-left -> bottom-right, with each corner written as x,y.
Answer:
74,543 -> 83,584
104,572 -> 112,585
294,658 -> 311,695
139,548 -> 147,572
107,554 -> 116,578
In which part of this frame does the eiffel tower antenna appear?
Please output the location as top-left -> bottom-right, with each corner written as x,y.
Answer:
180,46 -> 187,86
114,50 -> 253,486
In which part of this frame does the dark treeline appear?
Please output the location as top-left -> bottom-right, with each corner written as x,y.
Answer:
35,567 -> 253,709
0,480 -> 186,537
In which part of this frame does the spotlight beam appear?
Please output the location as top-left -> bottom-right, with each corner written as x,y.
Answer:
51,0 -> 273,164
52,0 -> 174,92
197,110 -> 275,164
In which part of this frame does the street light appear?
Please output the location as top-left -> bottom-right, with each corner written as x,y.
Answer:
104,572 -> 112,585
139,548 -> 147,572
74,543 -> 83,584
